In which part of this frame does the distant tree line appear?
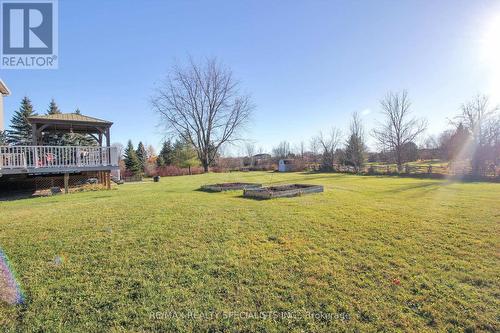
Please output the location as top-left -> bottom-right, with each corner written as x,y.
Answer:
122,137 -> 200,176
266,91 -> 499,177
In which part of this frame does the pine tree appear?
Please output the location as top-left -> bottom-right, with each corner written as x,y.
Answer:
136,141 -> 147,170
60,132 -> 97,146
8,97 -> 37,145
172,138 -> 199,174
0,130 -> 7,145
47,99 -> 62,115
124,140 -> 141,175
345,134 -> 365,172
156,156 -> 166,167
157,139 -> 174,166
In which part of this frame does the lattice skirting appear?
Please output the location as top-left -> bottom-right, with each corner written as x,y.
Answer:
0,171 -> 108,191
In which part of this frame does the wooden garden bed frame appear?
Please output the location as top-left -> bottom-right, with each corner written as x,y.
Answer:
243,184 -> 324,199
201,182 -> 262,192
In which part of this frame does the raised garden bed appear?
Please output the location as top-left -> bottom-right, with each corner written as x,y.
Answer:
200,182 -> 262,192
243,184 -> 324,199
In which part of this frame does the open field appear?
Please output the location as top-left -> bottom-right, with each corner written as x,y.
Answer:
0,172 -> 499,332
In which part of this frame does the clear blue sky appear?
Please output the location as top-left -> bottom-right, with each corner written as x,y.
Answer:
1,0 -> 499,154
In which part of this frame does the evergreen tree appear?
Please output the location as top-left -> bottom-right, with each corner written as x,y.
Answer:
345,134 -> 365,172
172,138 -> 199,174
0,130 -> 7,145
60,132 -> 97,146
124,140 -> 141,175
156,156 -> 166,167
157,139 -> 174,166
8,97 -> 37,145
136,141 -> 147,171
47,99 -> 62,115
42,99 -> 63,144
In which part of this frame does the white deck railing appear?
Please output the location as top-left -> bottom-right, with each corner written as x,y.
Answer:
0,146 -> 119,171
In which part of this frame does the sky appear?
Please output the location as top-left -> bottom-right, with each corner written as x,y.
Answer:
1,0 -> 499,155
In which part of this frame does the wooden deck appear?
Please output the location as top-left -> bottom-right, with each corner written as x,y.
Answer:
0,145 -> 119,175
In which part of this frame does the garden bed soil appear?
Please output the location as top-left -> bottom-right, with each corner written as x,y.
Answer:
243,184 -> 324,199
201,182 -> 263,192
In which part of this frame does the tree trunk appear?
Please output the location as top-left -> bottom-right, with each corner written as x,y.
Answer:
396,149 -> 403,172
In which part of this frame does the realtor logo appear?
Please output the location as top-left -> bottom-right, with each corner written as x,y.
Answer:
1,0 -> 58,69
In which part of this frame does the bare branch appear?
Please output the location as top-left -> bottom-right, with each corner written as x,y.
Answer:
371,91 -> 427,170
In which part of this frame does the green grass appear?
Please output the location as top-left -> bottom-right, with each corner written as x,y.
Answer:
1,172 -> 499,332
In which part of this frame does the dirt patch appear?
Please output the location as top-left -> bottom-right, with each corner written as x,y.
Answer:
200,183 -> 262,192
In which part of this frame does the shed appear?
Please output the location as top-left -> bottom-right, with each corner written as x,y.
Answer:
278,159 -> 295,172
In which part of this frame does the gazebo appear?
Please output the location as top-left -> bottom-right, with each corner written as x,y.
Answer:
28,113 -> 113,147
0,113 -> 119,192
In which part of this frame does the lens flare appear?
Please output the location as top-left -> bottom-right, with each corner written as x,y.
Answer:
481,12 -> 500,103
0,249 -> 24,305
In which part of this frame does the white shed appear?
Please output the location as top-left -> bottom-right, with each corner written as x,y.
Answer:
278,159 -> 294,172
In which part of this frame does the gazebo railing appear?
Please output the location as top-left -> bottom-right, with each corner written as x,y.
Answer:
0,146 -> 119,170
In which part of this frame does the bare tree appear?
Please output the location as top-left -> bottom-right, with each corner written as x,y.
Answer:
245,142 -> 255,158
245,142 -> 256,167
455,95 -> 499,174
345,112 -> 366,172
309,136 -> 321,163
272,141 -> 291,159
112,142 -> 124,159
372,91 -> 427,171
423,135 -> 439,150
457,95 -> 498,146
152,57 -> 254,172
316,128 -> 342,170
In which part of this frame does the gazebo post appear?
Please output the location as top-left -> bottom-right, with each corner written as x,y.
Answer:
32,123 -> 37,145
105,128 -> 110,147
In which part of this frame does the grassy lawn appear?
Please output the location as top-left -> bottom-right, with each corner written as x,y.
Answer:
0,172 -> 499,332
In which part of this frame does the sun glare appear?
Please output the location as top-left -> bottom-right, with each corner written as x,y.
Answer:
481,12 -> 500,103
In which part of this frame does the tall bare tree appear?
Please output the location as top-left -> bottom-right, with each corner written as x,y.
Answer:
455,95 -> 499,174
299,141 -> 305,159
316,128 -> 342,170
309,136 -> 321,163
345,112 -> 366,172
245,142 -> 256,167
152,58 -> 253,172
272,141 -> 291,159
245,142 -> 255,158
372,91 -> 427,171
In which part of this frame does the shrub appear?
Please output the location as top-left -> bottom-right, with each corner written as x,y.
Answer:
156,165 -> 204,177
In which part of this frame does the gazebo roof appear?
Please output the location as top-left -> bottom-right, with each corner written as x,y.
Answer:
28,113 -> 113,146
28,113 -> 113,126
0,79 -> 10,96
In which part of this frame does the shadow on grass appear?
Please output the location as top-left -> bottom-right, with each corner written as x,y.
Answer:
0,190 -> 35,202
235,194 -> 270,201
388,182 -> 442,193
300,170 -> 499,183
